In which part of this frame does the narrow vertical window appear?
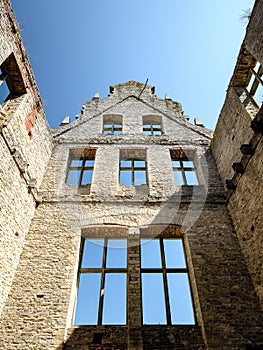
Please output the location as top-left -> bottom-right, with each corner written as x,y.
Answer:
74,238 -> 128,325
143,115 -> 162,135
0,68 -> 10,104
247,61 -> 263,107
140,238 -> 195,325
66,148 -> 96,187
103,114 -> 122,135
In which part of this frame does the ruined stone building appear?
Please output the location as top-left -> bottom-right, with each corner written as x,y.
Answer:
0,0 -> 263,348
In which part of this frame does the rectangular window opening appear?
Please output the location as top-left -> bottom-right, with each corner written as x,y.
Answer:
140,238 -> 195,325
170,150 -> 199,186
143,115 -> 163,136
74,238 -> 128,326
66,148 -> 96,188
119,149 -> 147,187
103,114 -> 123,135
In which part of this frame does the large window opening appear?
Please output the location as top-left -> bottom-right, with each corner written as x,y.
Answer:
74,238 -> 128,325
140,238 -> 195,325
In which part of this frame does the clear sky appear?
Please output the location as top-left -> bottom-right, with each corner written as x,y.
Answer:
11,0 -> 254,130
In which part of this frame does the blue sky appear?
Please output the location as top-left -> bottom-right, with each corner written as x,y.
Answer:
12,0 -> 254,130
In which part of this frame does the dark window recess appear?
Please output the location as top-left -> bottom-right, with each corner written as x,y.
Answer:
140,238 -> 195,325
66,148 -> 96,187
0,53 -> 27,105
74,238 -> 128,325
120,159 -> 147,186
93,333 -> 103,344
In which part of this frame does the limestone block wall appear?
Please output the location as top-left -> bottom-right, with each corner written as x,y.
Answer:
1,202 -> 263,349
211,0 -> 263,311
0,0 -> 53,314
211,87 -> 255,182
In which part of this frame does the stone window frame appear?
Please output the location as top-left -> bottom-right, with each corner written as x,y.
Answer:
65,148 -> 96,190
102,114 -> 123,135
170,149 -> 199,186
142,115 -> 163,136
140,236 -> 196,325
119,148 -> 148,187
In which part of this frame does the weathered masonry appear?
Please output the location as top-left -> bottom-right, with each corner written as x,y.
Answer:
211,0 -> 263,314
0,0 -> 263,349
0,0 -> 53,318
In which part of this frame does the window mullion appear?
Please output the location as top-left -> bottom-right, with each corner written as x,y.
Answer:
132,160 -> 135,186
181,160 -> 187,185
98,239 -> 107,325
160,239 -> 171,325
78,159 -> 85,186
250,67 -> 263,86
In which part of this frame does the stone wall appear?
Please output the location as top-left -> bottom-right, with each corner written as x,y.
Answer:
0,81 -> 263,349
211,0 -> 263,311
0,0 -> 53,315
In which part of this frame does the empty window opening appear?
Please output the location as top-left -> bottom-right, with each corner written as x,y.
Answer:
0,68 -> 10,104
170,149 -> 198,186
103,114 -> 122,135
140,238 -> 195,325
66,148 -> 96,186
143,115 -> 163,136
119,149 -> 147,187
0,53 -> 27,106
247,61 -> 263,107
120,159 -> 147,186
74,238 -> 127,325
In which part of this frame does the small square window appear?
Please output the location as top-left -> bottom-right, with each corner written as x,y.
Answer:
143,116 -> 163,135
103,115 -> 122,135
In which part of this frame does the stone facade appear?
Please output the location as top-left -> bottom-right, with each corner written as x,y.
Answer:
0,0 -> 263,349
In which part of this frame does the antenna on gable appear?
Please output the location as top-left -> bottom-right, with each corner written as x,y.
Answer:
137,78 -> 149,98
